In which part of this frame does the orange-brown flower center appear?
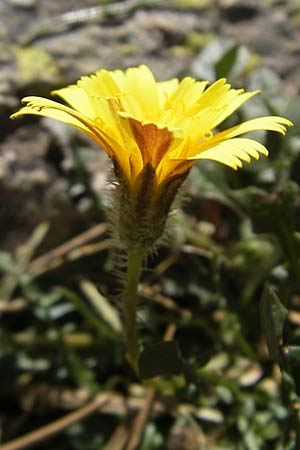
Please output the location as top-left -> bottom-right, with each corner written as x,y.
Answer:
129,119 -> 173,170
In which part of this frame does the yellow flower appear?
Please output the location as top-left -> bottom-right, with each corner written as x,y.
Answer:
11,65 -> 292,179
11,65 -> 292,250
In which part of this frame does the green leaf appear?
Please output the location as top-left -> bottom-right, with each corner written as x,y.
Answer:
189,163 -> 237,210
66,348 -> 99,394
0,252 -> 14,273
259,286 -> 287,365
215,44 -> 239,79
139,340 -> 183,379
57,287 -> 116,339
285,439 -> 298,450
0,223 -> 49,300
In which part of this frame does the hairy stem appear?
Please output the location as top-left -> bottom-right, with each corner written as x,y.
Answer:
123,249 -> 144,375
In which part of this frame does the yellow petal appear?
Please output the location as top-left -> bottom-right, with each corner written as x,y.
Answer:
124,65 -> 160,120
79,70 -> 121,99
192,78 -> 230,112
10,96 -> 134,179
211,90 -> 260,128
157,78 -> 179,101
52,85 -> 96,119
214,116 -> 293,142
168,77 -> 208,113
118,94 -> 144,122
186,138 -> 269,169
11,96 -> 96,136
180,116 -> 293,160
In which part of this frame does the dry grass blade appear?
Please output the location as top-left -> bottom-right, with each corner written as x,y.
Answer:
103,422 -> 130,450
80,279 -> 123,334
0,394 -> 110,450
28,223 -> 108,275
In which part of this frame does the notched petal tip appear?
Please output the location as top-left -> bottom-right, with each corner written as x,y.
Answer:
10,98 -> 39,119
16,96 -> 48,112
21,96 -> 38,103
278,118 -> 293,134
184,137 -> 271,172
267,116 -> 293,135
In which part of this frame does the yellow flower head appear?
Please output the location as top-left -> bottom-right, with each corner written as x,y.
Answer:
11,64 -> 292,180
11,65 -> 292,250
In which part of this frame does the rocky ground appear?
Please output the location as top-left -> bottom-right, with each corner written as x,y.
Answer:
1,0 -> 299,250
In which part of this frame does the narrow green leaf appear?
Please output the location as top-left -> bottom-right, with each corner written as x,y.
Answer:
259,286 -> 287,364
0,223 -> 49,300
0,252 -> 14,273
57,287 -> 115,339
215,44 -> 239,79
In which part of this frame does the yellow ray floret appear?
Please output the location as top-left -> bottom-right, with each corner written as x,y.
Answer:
11,65 -> 293,184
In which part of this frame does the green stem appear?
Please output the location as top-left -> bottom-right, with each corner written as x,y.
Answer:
123,249 -> 144,375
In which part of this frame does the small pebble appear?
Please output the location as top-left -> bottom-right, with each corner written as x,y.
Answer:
9,0 -> 36,9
